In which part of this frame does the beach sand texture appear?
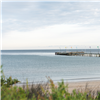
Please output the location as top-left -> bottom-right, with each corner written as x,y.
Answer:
66,80 -> 100,93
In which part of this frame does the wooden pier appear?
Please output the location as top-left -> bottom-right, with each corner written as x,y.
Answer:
55,52 -> 100,57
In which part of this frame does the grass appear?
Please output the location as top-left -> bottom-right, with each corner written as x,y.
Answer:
1,65 -> 100,100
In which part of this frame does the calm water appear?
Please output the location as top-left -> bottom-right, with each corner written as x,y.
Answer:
1,49 -> 100,83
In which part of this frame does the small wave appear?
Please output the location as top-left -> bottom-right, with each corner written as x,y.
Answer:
52,77 -> 100,82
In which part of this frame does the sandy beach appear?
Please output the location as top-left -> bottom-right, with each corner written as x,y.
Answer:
14,79 -> 100,98
17,80 -> 100,93
65,80 -> 100,93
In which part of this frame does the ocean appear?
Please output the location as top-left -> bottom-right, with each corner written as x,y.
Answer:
1,49 -> 100,83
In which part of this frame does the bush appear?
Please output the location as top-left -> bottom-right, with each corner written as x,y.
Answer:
1,65 -> 20,87
41,77 -> 94,100
1,65 -> 6,86
1,85 -> 27,100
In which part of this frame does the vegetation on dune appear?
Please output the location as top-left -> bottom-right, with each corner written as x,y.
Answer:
1,65 -> 20,87
1,65 -> 100,100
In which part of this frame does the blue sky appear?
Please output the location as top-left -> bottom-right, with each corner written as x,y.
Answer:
1,1 -> 100,49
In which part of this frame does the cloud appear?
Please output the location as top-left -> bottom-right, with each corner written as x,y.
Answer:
2,2 -> 100,49
2,2 -> 100,33
2,24 -> 100,49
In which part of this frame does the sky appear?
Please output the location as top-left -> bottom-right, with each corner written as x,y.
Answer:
1,1 -> 100,49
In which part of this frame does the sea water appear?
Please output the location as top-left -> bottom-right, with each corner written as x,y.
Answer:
1,49 -> 100,83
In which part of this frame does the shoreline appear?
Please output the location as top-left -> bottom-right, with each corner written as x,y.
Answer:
15,80 -> 100,93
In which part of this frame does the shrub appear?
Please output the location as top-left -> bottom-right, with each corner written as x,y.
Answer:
1,65 -> 6,86
41,77 -> 94,100
1,65 -> 20,87
1,85 -> 27,100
